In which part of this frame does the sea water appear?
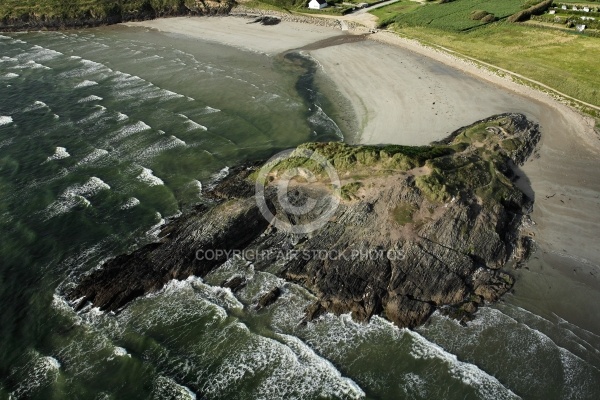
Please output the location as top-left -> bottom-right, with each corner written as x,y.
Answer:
0,27 -> 599,400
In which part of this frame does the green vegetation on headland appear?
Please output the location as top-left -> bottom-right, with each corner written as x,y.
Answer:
258,113 -> 539,206
0,0 -> 235,29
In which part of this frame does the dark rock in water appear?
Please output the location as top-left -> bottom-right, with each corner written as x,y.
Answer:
222,276 -> 247,293
249,16 -> 281,26
255,287 -> 282,310
67,113 -> 540,329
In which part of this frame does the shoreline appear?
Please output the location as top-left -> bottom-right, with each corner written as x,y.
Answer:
124,14 -> 600,331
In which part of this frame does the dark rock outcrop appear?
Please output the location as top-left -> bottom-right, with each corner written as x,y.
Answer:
249,16 -> 281,26
222,275 -> 247,293
255,287 -> 282,310
67,113 -> 540,328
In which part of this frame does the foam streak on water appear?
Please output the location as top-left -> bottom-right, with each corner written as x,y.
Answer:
407,330 -> 520,400
0,116 -> 13,126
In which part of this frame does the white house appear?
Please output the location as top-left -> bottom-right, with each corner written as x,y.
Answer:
576,24 -> 586,32
561,5 -> 567,10
572,6 -> 578,11
549,10 -> 556,14
308,0 -> 328,9
583,7 -> 590,12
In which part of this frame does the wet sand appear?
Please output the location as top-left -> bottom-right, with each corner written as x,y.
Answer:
122,15 -> 600,334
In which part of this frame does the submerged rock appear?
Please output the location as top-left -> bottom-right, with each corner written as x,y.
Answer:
67,113 -> 540,328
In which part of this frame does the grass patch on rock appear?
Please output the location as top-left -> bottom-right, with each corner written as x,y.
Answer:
392,203 -> 416,225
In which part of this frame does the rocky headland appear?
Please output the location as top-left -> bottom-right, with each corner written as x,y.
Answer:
0,0 -> 236,31
67,113 -> 540,328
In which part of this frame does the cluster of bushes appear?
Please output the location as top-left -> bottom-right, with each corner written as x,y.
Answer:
507,0 -> 553,22
470,9 -> 496,22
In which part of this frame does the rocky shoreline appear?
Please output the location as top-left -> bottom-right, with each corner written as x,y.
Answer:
66,113 -> 540,328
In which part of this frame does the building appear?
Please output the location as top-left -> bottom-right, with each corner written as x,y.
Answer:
308,0 -> 328,10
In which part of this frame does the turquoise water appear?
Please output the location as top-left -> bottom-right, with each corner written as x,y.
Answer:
1,27 -> 599,399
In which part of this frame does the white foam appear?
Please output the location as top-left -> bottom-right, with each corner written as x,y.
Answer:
46,147 -> 70,162
152,376 -> 196,400
407,330 -> 519,399
9,353 -> 62,399
75,80 -> 98,89
205,106 -> 221,114
402,372 -> 427,398
177,114 -> 207,131
116,112 -> 129,121
23,100 -> 49,112
273,333 -> 366,398
137,167 -> 164,187
190,180 -> 202,196
77,148 -> 109,166
77,107 -> 107,124
23,45 -> 62,62
3,72 -> 19,78
44,177 -> 110,219
0,138 -> 14,148
121,197 -> 140,210
78,95 -> 103,103
136,54 -> 164,62
188,279 -> 244,312
0,35 -> 10,40
69,177 -> 111,197
111,121 -> 151,142
0,116 -> 13,126
135,136 -> 186,159
113,347 -> 131,358
12,60 -> 50,70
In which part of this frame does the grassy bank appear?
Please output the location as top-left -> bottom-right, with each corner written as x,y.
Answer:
0,0 -> 237,29
365,0 -> 600,109
393,23 -> 600,108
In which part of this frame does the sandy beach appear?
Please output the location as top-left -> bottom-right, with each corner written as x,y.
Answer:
124,15 -> 600,332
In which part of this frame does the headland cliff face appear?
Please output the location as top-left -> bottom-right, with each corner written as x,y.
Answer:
67,113 -> 540,328
0,0 -> 235,31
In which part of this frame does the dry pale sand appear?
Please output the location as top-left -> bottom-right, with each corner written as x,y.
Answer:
125,17 -> 341,55
122,16 -> 600,331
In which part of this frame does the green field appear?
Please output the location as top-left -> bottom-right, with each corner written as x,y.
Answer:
368,0 -> 600,109
370,0 -> 421,24
397,23 -> 600,108
389,0 -> 527,31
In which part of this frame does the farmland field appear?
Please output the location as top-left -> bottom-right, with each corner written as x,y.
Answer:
388,0 -> 526,31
